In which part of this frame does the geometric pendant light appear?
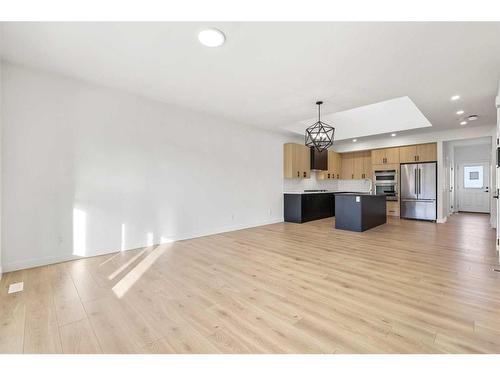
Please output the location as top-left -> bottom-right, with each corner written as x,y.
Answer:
305,101 -> 335,152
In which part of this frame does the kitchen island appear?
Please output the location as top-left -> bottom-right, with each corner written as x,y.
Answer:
283,190 -> 370,224
334,193 -> 387,232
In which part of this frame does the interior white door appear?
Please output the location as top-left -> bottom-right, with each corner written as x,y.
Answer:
458,162 -> 490,213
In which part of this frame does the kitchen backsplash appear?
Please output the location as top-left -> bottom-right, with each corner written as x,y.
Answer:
283,171 -> 372,193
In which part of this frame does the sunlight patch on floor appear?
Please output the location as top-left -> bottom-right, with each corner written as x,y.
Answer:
107,248 -> 148,281
111,246 -> 166,298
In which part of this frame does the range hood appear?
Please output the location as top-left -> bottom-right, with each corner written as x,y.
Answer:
310,147 -> 328,171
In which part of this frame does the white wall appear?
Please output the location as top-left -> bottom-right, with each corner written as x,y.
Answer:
0,58 -> 2,279
1,63 -> 297,272
454,144 -> 492,163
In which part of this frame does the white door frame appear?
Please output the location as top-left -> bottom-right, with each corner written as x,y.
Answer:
496,93 -> 500,254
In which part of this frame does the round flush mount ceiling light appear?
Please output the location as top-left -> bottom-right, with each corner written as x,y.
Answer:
460,121 -> 467,126
352,139 -> 357,143
467,114 -> 479,121
456,110 -> 464,115
391,133 -> 396,137
451,95 -> 461,101
198,28 -> 226,47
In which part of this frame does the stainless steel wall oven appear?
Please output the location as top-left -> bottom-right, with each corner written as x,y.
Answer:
374,169 -> 397,201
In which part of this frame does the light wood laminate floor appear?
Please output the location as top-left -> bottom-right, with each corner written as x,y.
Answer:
1,213 -> 500,353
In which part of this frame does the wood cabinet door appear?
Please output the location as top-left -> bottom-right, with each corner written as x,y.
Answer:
293,144 -> 302,178
327,151 -> 335,178
353,152 -> 364,179
341,153 -> 354,179
386,201 -> 400,217
300,145 -> 311,178
363,151 -> 372,179
417,143 -> 437,162
385,147 -> 400,164
283,143 -> 298,178
371,149 -> 386,165
283,143 -> 310,178
399,145 -> 417,163
334,152 -> 342,178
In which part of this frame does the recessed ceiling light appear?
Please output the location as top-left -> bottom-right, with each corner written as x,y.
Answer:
391,133 -> 396,137
460,121 -> 467,126
467,114 -> 479,121
451,95 -> 460,101
352,139 -> 357,143
198,28 -> 226,47
456,110 -> 464,115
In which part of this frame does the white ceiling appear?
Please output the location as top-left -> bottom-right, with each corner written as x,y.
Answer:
291,96 -> 432,140
1,22 -> 499,139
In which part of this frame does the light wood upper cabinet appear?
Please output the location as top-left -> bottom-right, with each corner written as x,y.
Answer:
283,143 -> 311,179
341,151 -> 371,179
371,149 -> 386,165
327,150 -> 341,179
341,153 -> 354,179
333,152 -> 342,179
353,152 -> 364,179
385,147 -> 400,164
363,151 -> 372,179
417,143 -> 437,162
399,143 -> 437,163
399,145 -> 418,163
371,147 -> 400,165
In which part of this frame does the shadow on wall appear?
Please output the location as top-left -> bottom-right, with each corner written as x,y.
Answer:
71,206 -> 176,299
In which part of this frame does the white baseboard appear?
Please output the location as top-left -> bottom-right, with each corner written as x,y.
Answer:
436,216 -> 448,224
1,217 -> 284,273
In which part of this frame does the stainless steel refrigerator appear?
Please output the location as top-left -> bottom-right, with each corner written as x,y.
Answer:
400,162 -> 437,221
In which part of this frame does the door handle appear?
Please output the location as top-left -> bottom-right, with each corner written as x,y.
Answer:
414,169 -> 417,194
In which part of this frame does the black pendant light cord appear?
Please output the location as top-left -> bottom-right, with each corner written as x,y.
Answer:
316,100 -> 323,121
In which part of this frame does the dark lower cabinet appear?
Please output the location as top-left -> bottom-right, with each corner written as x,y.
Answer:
284,193 -> 335,223
334,194 -> 386,232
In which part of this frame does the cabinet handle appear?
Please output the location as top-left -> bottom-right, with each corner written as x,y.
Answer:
303,171 -> 307,177
352,174 -> 354,179
417,155 -> 420,161
328,173 -> 330,178
297,171 -> 300,178
337,174 -> 339,179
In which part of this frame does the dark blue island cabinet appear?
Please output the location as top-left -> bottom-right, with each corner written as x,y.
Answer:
334,193 -> 387,232
284,193 -> 335,223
